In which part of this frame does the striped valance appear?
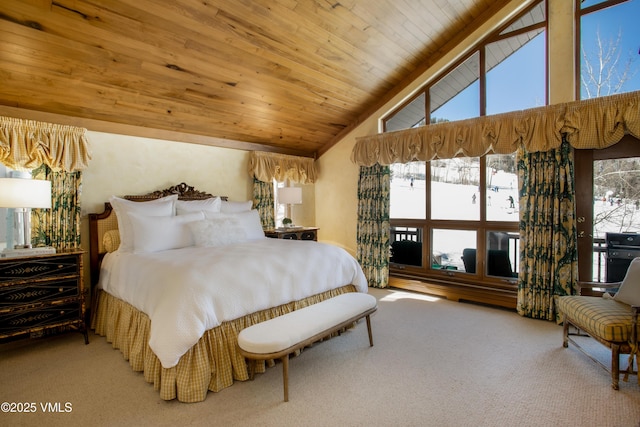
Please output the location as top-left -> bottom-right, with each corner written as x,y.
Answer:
351,91 -> 640,166
0,116 -> 91,171
249,151 -> 317,184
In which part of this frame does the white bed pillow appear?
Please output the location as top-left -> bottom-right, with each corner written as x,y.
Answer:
187,216 -> 248,247
205,209 -> 265,240
109,195 -> 178,253
613,257 -> 640,306
220,200 -> 253,213
128,211 -> 204,253
176,197 -> 221,215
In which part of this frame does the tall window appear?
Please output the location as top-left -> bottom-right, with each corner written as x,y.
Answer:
385,1 -> 546,289
575,0 -> 640,285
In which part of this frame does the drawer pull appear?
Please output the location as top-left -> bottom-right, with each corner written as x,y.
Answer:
60,310 -> 65,315
59,287 -> 64,292
57,265 -> 64,269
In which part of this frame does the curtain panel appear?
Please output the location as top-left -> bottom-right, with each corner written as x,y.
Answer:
0,116 -> 91,172
252,177 -> 275,230
517,141 -> 578,321
248,151 -> 317,184
351,91 -> 640,165
356,164 -> 390,288
31,164 -> 83,250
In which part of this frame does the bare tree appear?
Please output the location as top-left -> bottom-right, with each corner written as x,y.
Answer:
581,27 -> 636,98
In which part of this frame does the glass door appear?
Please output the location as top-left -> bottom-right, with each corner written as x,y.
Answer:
575,135 -> 640,283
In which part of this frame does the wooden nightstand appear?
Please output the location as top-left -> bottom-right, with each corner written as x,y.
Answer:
265,227 -> 319,241
0,250 -> 88,344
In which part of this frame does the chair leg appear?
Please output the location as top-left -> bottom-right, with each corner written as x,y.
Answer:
366,314 -> 374,347
612,344 -> 620,390
562,320 -> 570,348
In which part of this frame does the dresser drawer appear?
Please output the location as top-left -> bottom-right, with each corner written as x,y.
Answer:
280,232 -> 299,240
0,302 -> 81,335
0,256 -> 79,282
0,278 -> 79,308
300,231 -> 316,240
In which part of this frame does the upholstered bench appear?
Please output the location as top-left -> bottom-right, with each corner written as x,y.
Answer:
237,292 -> 377,401
557,294 -> 639,389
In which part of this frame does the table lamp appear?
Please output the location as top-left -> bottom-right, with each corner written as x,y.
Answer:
278,186 -> 302,227
0,177 -> 52,249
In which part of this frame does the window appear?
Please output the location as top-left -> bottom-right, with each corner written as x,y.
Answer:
430,53 -> 480,122
386,3 -> 545,290
274,180 -> 286,226
431,158 -> 479,221
486,154 -> 518,222
383,1 -> 546,132
390,162 -> 425,219
574,0 -> 640,285
389,156 -> 520,283
579,0 -> 640,99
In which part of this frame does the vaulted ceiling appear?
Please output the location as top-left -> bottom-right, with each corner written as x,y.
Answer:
0,0 -> 511,158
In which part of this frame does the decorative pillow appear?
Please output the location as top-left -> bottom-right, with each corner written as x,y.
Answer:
128,211 -> 204,253
176,197 -> 221,215
187,216 -> 248,247
109,195 -> 178,253
613,257 -> 640,306
103,230 -> 121,253
205,209 -> 265,240
220,200 -> 253,213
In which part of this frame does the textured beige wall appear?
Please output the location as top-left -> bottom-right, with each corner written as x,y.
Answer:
81,131 -> 252,216
80,131 -> 315,245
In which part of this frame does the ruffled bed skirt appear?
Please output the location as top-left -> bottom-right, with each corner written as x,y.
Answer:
91,285 -> 357,402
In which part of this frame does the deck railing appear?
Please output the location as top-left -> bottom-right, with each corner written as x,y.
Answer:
390,227 -> 608,282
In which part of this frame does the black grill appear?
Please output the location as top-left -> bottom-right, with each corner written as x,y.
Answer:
605,233 -> 640,282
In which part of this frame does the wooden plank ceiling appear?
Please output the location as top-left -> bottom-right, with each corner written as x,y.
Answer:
0,0 -> 508,157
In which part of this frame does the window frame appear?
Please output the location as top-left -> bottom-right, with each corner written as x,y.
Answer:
385,1 -> 547,292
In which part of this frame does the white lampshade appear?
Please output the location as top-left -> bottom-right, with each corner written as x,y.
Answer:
0,178 -> 52,209
278,186 -> 302,205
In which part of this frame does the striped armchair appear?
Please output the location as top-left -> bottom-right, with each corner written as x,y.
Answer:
557,258 -> 640,390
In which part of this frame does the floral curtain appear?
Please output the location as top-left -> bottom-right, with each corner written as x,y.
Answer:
517,140 -> 578,320
31,164 -> 82,250
356,164 -> 390,288
252,177 -> 275,230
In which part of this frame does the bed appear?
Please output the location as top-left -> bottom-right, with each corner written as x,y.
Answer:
88,183 -> 368,402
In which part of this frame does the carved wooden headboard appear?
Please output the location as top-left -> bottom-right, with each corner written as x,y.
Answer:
88,183 -> 227,287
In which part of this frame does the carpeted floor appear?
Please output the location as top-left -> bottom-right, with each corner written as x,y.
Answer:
1,287 -> 639,427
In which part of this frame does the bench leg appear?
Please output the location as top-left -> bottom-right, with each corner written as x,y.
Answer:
282,354 -> 289,402
247,359 -> 256,380
366,314 -> 374,347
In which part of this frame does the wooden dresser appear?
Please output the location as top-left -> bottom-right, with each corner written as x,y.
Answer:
0,250 -> 88,344
265,227 -> 319,241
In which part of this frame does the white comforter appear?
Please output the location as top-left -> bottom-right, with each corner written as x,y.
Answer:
98,238 -> 368,368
